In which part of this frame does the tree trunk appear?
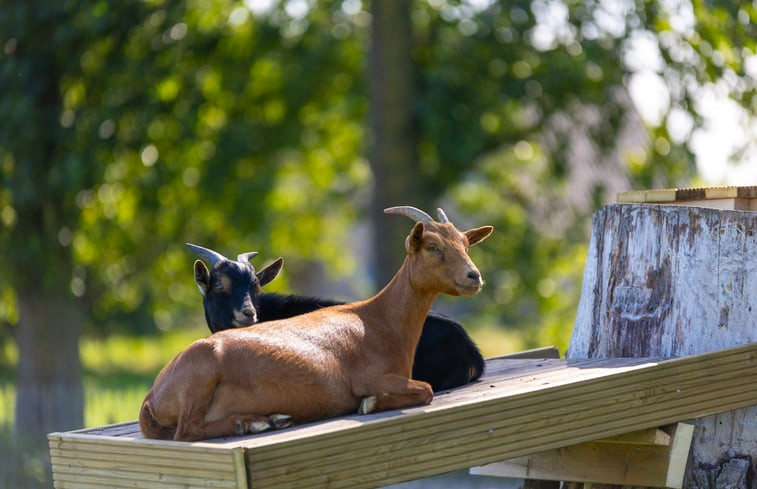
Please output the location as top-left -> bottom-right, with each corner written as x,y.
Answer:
368,0 -> 421,288
13,292 -> 83,488
565,203 -> 757,489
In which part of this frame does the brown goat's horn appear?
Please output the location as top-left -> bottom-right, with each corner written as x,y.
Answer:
236,252 -> 259,264
383,206 -> 433,223
436,208 -> 450,223
186,243 -> 228,267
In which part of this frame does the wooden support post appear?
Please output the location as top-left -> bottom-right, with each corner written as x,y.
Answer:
471,423 -> 694,488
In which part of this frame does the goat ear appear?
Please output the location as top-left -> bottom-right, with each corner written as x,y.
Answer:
194,260 -> 210,296
405,222 -> 425,253
257,257 -> 284,287
465,225 -> 493,247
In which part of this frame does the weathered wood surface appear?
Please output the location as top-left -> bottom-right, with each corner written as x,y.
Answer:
568,203 -> 757,489
49,343 -> 757,489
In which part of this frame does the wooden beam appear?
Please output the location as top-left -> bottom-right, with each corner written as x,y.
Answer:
595,426 -> 671,446
470,423 -> 693,488
616,185 -> 757,211
488,346 -> 560,360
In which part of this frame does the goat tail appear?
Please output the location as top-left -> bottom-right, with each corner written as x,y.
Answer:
139,400 -> 175,440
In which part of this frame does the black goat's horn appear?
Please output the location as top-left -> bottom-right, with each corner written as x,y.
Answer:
186,243 -> 228,267
236,252 -> 259,264
383,206 -> 433,223
436,208 -> 450,223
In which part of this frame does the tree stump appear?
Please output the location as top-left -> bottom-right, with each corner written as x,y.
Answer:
566,203 -> 757,489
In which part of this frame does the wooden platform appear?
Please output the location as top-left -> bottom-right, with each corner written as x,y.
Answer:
48,343 -> 757,489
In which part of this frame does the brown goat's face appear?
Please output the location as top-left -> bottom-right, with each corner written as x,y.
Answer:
406,221 -> 493,296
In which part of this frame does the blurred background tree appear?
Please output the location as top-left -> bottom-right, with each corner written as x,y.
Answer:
1,0 -> 755,486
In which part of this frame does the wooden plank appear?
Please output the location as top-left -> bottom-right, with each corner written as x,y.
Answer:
51,465 -> 239,488
49,439 -> 235,466
595,426 -> 671,445
52,471 -> 232,489
69,419 -> 142,436
644,188 -> 677,202
49,430 -> 232,451
470,423 -> 693,488
488,346 -> 560,360
665,423 -> 695,488
704,186 -> 738,199
616,186 -> 757,210
231,447 -> 248,489
50,454 -> 236,477
616,189 -> 648,203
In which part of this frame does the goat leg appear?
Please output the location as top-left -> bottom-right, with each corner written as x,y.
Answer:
174,413 -> 276,441
358,374 -> 433,415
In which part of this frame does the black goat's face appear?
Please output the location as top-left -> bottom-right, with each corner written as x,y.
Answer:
194,257 -> 283,333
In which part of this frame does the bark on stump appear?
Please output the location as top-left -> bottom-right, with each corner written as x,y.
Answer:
565,204 -> 757,489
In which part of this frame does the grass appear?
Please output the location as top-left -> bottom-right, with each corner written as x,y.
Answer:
78,328 -> 207,427
0,326 -> 207,488
0,326 -> 206,431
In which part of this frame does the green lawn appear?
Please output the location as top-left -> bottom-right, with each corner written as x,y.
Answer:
0,327 -> 206,432
0,327 -> 208,487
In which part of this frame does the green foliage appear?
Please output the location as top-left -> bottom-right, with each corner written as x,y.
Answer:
0,327 -> 206,486
1,0 -> 369,335
1,0 -> 754,349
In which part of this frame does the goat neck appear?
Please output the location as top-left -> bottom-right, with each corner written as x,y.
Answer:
364,258 -> 437,352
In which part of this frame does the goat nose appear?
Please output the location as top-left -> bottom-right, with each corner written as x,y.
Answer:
242,308 -> 255,319
467,270 -> 481,282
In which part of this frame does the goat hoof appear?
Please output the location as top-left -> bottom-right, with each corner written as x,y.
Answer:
269,414 -> 293,429
247,421 -> 273,434
237,418 -> 272,435
358,396 -> 376,415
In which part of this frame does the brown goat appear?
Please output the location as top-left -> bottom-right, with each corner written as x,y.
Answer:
139,207 -> 493,441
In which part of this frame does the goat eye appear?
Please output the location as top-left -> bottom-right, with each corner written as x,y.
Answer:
213,282 -> 224,293
425,244 -> 440,253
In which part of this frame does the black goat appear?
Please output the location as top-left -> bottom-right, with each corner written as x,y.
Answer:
186,243 -> 485,392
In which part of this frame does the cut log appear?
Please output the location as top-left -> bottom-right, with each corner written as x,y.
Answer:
567,203 -> 757,489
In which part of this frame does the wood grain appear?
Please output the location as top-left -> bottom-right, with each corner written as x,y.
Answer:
471,423 -> 693,488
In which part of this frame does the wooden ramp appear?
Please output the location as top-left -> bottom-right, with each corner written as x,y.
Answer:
48,343 -> 757,489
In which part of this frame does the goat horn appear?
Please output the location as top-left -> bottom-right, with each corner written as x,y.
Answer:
436,208 -> 450,223
236,252 -> 259,264
186,243 -> 228,267
383,206 -> 433,223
